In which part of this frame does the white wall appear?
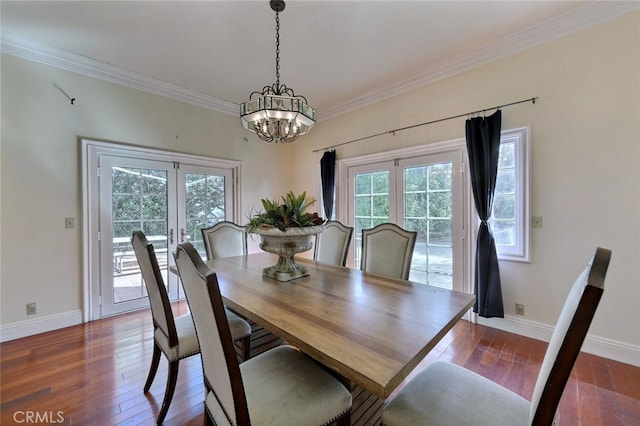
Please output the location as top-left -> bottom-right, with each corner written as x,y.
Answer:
0,54 -> 294,333
1,11 -> 638,366
293,12 -> 640,365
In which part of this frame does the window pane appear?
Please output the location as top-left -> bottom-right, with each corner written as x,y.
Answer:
403,162 -> 454,289
112,167 -> 140,193
372,172 -> 389,193
113,194 -> 140,221
355,174 -> 371,194
404,218 -> 425,234
493,195 -> 515,219
185,173 -> 226,256
142,195 -> 166,220
428,163 -> 452,191
405,167 -> 426,191
355,196 -> 371,216
429,219 -> 452,245
495,168 -> 515,194
405,192 -> 426,217
143,221 -> 166,237
493,220 -> 516,246
141,169 -> 167,192
428,192 -> 452,218
354,171 -> 390,269
356,217 -> 374,231
372,194 -> 389,217
498,141 -> 515,168
111,166 -> 168,305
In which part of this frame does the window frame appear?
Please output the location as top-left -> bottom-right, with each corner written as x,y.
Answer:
337,138 -> 472,295
489,127 -> 530,262
82,138 -> 242,321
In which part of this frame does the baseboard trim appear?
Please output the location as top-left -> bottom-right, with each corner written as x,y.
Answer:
1,310 -> 638,367
477,315 -> 640,367
0,310 -> 83,343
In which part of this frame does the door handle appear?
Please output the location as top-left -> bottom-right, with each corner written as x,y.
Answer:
169,228 -> 174,244
180,228 -> 186,243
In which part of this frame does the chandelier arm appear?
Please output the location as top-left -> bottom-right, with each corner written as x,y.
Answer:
249,86 -> 275,99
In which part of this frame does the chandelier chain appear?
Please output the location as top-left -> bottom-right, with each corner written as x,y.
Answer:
239,0 -> 316,143
275,11 -> 280,89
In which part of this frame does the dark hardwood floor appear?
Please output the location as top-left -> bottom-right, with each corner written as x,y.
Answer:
1,301 -> 639,425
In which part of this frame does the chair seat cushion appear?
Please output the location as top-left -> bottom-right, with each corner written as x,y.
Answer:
207,345 -> 351,425
225,308 -> 252,341
382,361 -> 530,426
155,314 -> 200,361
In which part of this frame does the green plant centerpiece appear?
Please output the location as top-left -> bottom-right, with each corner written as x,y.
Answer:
247,191 -> 325,282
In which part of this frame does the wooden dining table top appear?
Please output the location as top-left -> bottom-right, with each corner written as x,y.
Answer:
203,252 -> 476,398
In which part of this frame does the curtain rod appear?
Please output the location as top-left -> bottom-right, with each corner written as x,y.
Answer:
312,96 -> 537,153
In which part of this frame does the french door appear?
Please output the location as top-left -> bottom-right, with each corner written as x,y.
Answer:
345,150 -> 465,291
99,157 -> 177,316
84,140 -> 240,319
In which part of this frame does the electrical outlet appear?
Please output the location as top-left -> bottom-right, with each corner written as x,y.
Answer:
515,303 -> 525,316
65,217 -> 75,229
26,302 -> 37,315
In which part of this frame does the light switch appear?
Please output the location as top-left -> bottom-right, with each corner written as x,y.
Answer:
532,216 -> 543,229
65,217 -> 75,229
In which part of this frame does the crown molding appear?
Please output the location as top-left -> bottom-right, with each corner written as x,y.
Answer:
0,39 -> 240,115
320,1 -> 640,120
2,2 -> 637,120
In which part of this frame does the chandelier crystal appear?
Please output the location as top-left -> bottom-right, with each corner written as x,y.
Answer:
240,0 -> 316,143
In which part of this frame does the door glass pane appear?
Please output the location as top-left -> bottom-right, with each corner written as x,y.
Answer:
184,173 -> 226,257
354,171 -> 389,269
404,163 -> 453,289
112,167 -> 168,303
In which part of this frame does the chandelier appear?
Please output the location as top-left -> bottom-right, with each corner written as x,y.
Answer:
240,0 -> 316,143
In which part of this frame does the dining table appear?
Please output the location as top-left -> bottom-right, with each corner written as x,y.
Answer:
192,252 -> 476,425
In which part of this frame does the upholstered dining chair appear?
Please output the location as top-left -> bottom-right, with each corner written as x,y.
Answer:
381,247 -> 611,426
201,221 -> 247,260
313,220 -> 354,266
131,231 -> 252,424
201,221 -> 253,360
174,242 -> 352,426
360,223 -> 417,280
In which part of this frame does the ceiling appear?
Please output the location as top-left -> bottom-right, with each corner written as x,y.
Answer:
1,1 -> 638,119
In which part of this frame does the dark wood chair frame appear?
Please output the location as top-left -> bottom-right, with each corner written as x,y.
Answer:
200,221 -> 251,361
380,247 -> 611,426
531,247 -> 610,424
132,230 -> 193,424
176,243 -> 351,426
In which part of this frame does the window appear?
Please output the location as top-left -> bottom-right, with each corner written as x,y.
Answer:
489,127 -> 530,262
339,142 -> 468,293
338,127 -> 530,293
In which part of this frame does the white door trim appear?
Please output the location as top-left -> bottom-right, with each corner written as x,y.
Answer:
81,138 -> 241,321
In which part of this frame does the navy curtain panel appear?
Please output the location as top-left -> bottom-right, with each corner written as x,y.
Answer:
466,110 -> 504,318
320,150 -> 336,219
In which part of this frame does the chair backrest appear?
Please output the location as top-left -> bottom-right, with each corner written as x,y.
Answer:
529,247 -> 611,425
201,221 -> 248,260
131,230 -> 178,347
174,242 -> 250,425
361,223 -> 417,280
313,220 -> 354,266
